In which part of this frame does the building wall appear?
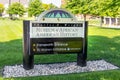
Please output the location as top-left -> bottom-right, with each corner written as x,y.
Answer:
103,17 -> 120,27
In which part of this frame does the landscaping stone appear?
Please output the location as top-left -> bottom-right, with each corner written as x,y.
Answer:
3,60 -> 119,78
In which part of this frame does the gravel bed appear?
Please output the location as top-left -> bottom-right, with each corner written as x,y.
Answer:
3,60 -> 119,78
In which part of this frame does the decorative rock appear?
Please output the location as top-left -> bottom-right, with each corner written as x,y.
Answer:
3,60 -> 119,78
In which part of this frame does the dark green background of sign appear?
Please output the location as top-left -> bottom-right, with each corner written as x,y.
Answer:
30,38 -> 83,54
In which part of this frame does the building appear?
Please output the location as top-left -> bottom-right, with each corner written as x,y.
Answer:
103,17 -> 120,28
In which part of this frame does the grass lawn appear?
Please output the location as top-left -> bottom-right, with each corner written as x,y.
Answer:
0,18 -> 120,80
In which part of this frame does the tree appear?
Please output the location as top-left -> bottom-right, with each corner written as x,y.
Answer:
28,0 -> 43,17
7,2 -> 26,17
0,3 -> 4,16
66,0 -> 120,26
89,0 -> 120,26
66,0 -> 92,21
105,0 -> 120,17
88,0 -> 107,26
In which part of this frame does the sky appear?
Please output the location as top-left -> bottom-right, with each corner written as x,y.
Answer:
41,0 -> 61,7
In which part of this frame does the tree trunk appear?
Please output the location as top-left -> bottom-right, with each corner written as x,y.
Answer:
0,13 -> 2,17
83,14 -> 86,21
100,16 -> 104,27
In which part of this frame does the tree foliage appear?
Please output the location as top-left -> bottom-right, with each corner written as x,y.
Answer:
66,0 -> 120,18
89,0 -> 120,26
105,0 -> 120,17
28,0 -> 44,17
66,0 -> 92,21
7,2 -> 26,16
89,0 -> 120,17
0,3 -> 4,14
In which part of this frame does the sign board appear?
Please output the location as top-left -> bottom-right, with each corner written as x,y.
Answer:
30,22 -> 84,54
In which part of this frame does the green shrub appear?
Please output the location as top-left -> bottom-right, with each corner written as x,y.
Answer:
7,2 -> 26,17
28,0 -> 44,17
